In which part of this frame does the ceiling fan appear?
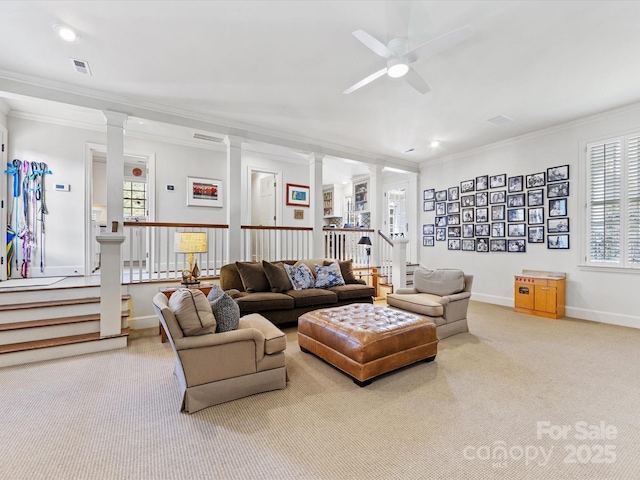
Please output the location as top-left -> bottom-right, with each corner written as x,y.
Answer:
343,25 -> 473,95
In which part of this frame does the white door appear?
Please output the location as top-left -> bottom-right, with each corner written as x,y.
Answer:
259,174 -> 276,226
0,126 -> 7,280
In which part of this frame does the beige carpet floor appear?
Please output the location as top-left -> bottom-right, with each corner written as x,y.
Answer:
1,301 -> 639,479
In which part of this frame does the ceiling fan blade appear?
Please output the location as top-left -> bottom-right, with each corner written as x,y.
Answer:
352,30 -> 393,58
403,67 -> 431,95
343,67 -> 388,94
405,25 -> 473,63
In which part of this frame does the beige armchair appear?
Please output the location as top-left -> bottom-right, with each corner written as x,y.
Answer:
386,268 -> 473,340
152,293 -> 287,413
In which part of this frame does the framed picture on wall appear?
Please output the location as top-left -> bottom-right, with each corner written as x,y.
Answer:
476,175 -> 489,191
423,236 -> 435,247
436,190 -> 447,201
448,226 -> 461,237
460,179 -> 475,193
507,208 -> 525,222
462,239 -> 476,251
548,234 -> 570,249
491,205 -> 505,221
448,239 -> 461,250
508,239 -> 526,252
548,218 -> 569,233
476,207 -> 489,223
490,239 -> 507,252
462,224 -> 475,238
461,195 -> 475,207
475,224 -> 490,236
476,191 -> 488,206
447,215 -> 461,226
547,181 -> 570,198
528,226 -> 544,243
526,172 -> 546,188
447,202 -> 460,214
448,186 -> 460,201
490,190 -> 506,204
423,224 -> 435,235
507,223 -> 526,237
462,208 -> 474,223
423,189 -> 435,200
528,207 -> 544,225
507,193 -> 525,207
187,176 -> 223,207
527,189 -> 544,207
508,175 -> 524,192
477,237 -> 489,252
423,200 -> 435,211
492,222 -> 505,237
286,183 -> 310,207
549,198 -> 567,217
436,227 -> 446,241
435,216 -> 447,227
490,174 -> 506,188
436,202 -> 446,215
547,164 -> 569,182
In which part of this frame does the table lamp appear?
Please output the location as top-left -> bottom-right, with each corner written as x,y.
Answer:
174,232 -> 208,285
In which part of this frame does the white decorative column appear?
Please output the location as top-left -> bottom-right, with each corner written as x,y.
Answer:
368,164 -> 383,266
310,152 -> 324,258
392,238 -> 410,290
224,135 -> 243,262
97,234 -> 125,337
103,111 -> 127,232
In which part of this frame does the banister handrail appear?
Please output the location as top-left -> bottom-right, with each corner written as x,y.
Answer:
324,227 -> 375,233
241,225 -> 314,231
124,221 -> 229,229
378,230 -> 393,247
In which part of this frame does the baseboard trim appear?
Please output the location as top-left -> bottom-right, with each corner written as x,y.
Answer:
129,315 -> 158,330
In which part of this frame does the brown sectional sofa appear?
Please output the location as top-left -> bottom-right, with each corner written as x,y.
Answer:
220,258 -> 375,325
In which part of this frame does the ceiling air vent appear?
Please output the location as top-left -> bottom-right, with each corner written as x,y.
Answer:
487,115 -> 513,126
69,57 -> 91,75
192,133 -> 224,142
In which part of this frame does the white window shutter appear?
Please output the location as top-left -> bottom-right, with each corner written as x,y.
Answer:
628,135 -> 640,264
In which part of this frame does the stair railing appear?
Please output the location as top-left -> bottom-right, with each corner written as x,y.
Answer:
377,230 -> 394,284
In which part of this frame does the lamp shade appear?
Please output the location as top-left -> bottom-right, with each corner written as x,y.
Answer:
358,236 -> 372,246
174,232 -> 208,254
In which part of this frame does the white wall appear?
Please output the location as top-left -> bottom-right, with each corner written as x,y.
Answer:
419,103 -> 640,329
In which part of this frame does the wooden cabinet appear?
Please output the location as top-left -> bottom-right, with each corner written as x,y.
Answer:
323,189 -> 334,217
354,180 -> 368,212
514,271 -> 565,319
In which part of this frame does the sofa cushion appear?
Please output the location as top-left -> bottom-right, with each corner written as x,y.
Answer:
285,288 -> 338,308
262,260 -> 293,293
168,288 -> 217,336
314,262 -> 345,288
386,293 -> 444,318
325,259 -> 360,284
284,263 -> 315,290
294,258 -> 328,278
413,268 -> 465,296
328,284 -> 375,301
235,261 -> 270,293
235,292 -> 295,313
207,285 -> 240,332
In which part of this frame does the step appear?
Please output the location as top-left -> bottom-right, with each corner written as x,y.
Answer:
0,312 -> 130,346
0,331 -> 129,368
0,285 -> 105,306
0,296 -> 130,324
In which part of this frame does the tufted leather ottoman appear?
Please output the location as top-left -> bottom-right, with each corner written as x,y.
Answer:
298,304 -> 438,386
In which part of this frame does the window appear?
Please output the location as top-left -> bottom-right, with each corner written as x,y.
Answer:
586,133 -> 640,267
123,180 -> 147,218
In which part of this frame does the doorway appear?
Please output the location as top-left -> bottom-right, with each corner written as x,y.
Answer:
386,185 -> 408,238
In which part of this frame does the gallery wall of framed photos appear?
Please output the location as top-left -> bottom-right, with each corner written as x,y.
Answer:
422,164 -> 570,253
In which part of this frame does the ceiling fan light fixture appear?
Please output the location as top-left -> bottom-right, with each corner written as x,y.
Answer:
387,58 -> 409,78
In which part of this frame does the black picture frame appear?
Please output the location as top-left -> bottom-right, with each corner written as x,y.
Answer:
476,237 -> 490,252
447,202 -> 460,214
423,188 -> 435,200
447,214 -> 460,225
547,164 -> 569,182
549,198 -> 567,217
491,222 -> 505,237
435,216 -> 447,227
476,207 -> 489,223
448,239 -> 461,250
508,239 -> 526,252
490,239 -> 507,252
508,223 -> 526,237
475,224 -> 490,236
435,190 -> 447,201
508,175 -> 524,193
547,218 -> 569,233
448,186 -> 459,201
528,207 -> 544,225
547,181 -> 570,198
462,224 -> 475,238
436,202 -> 446,215
528,226 -> 545,243
423,224 -> 435,235
423,236 -> 435,247
490,190 -> 506,204
507,193 -> 525,207
448,226 -> 461,238
423,200 -> 435,212
548,234 -> 570,249
490,174 -> 506,188
462,239 -> 476,251
460,179 -> 475,193
527,188 -> 544,207
436,227 -> 446,241
526,172 -> 546,188
462,208 -> 474,223
491,205 -> 505,221
461,194 -> 475,207
507,208 -> 525,222
475,191 -> 488,207
476,175 -> 489,191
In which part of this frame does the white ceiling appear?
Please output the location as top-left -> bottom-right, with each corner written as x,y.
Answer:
2,0 -> 640,183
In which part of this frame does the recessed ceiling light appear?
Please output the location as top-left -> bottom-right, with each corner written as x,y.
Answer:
430,140 -> 440,147
487,115 -> 513,125
54,24 -> 78,42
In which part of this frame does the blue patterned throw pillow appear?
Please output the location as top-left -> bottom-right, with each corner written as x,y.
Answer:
314,262 -> 346,288
284,263 -> 315,290
207,285 -> 240,332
